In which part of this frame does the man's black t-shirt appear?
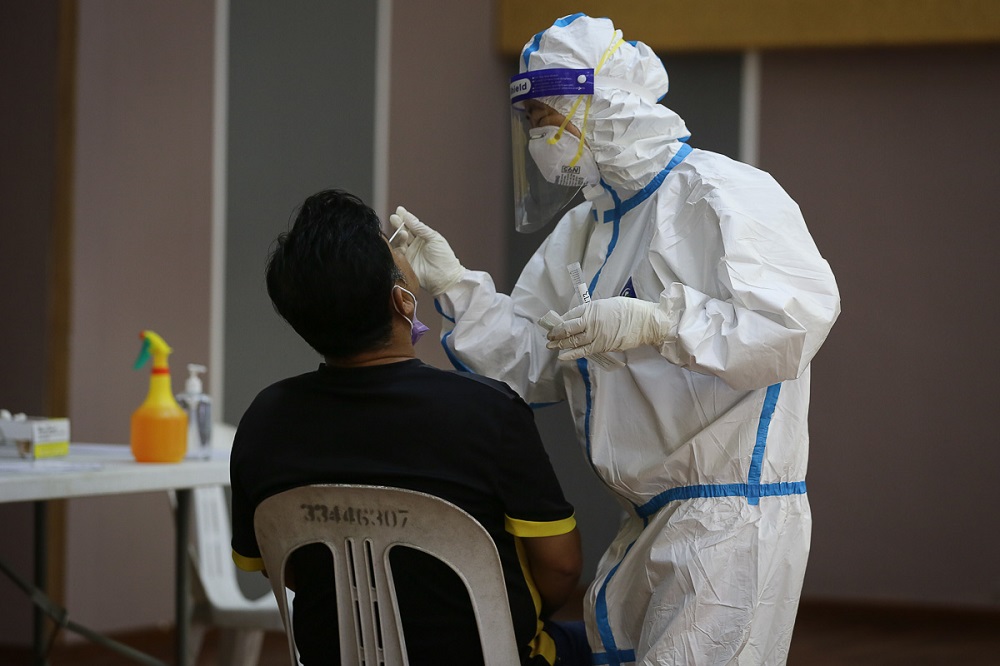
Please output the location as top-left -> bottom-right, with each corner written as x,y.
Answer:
230,360 -> 575,665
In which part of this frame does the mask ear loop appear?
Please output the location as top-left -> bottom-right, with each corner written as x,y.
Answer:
564,96 -> 593,167
549,95 -> 586,145
550,32 -> 626,166
392,285 -> 417,328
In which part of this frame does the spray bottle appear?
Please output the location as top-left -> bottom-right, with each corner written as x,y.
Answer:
130,330 -> 187,463
176,364 -> 213,460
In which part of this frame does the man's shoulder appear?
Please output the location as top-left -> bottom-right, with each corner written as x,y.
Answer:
421,365 -> 524,404
254,370 -> 316,397
454,371 -> 522,400
240,370 -> 319,418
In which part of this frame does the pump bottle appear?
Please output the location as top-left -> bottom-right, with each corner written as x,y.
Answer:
176,364 -> 213,460
130,330 -> 187,463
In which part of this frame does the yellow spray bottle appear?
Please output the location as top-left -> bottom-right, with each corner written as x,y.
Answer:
130,330 -> 187,463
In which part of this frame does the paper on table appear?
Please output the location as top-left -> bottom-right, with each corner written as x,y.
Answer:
0,460 -> 103,474
68,443 -> 131,456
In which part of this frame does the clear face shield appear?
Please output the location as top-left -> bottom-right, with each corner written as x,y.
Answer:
510,68 -> 597,233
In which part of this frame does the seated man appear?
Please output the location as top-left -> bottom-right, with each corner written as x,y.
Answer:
230,189 -> 589,666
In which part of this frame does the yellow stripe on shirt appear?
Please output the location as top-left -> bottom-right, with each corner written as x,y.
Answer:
514,537 -> 558,665
505,513 -> 576,538
232,549 -> 265,572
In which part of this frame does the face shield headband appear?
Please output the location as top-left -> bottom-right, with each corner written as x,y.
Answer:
509,34 -> 627,233
510,68 -> 593,234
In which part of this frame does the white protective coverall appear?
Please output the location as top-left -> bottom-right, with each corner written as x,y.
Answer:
396,14 -> 841,666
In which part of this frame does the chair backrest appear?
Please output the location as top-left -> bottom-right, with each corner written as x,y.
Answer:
253,484 -> 522,666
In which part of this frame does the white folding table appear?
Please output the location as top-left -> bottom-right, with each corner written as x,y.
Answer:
0,443 -> 230,666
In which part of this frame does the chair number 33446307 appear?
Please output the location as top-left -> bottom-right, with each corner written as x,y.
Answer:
299,503 -> 410,528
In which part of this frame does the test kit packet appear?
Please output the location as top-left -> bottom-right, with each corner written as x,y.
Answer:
0,415 -> 71,459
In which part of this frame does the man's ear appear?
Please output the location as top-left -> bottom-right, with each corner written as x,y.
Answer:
390,285 -> 415,318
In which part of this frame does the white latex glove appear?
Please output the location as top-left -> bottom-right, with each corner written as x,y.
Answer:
388,206 -> 465,296
547,297 -> 670,362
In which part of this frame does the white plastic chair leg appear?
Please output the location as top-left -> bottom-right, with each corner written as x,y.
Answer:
186,623 -> 207,666
217,627 -> 265,666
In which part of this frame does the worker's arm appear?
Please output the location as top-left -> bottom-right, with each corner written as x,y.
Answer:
521,527 -> 583,617
497,389 -> 582,616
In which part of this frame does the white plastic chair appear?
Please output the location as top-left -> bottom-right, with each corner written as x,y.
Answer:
253,484 -> 522,666
185,484 -> 286,665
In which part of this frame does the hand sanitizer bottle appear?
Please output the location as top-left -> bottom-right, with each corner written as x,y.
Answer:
176,364 -> 212,460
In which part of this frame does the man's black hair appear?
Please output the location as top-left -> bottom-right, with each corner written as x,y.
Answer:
266,189 -> 405,359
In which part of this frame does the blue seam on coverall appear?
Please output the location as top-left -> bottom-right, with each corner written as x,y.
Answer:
583,145 -> 694,663
591,542 -> 638,665
633,385 -> 796,516
434,299 -> 475,373
439,329 -> 473,373
591,649 -> 637,665
618,143 -> 692,220
434,298 -> 456,323
584,143 -> 797,656
576,359 -> 595,460
597,143 -> 693,224
437,300 -> 562,410
607,477 -> 807,662
522,13 -> 587,68
589,214 -> 621,294
636,481 -> 807,519
747,383 -> 782,505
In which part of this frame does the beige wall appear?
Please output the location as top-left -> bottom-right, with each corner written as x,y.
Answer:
387,0 -> 511,370
759,45 -> 1000,607
64,0 -> 215,631
0,0 -> 63,644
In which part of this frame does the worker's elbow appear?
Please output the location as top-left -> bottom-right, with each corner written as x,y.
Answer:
561,550 -> 584,584
522,529 -> 583,590
560,530 -> 584,582
545,551 -> 583,593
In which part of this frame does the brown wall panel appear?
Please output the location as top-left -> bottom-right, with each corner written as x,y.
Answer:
759,45 -> 1000,606
0,0 -> 64,645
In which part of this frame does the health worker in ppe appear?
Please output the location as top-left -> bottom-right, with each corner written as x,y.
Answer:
389,13 -> 841,666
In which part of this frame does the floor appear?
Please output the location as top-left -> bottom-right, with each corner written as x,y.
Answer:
2,601 -> 998,665
783,602 -> 1000,665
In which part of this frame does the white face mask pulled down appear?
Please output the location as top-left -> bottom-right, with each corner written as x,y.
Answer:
527,126 -> 601,188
